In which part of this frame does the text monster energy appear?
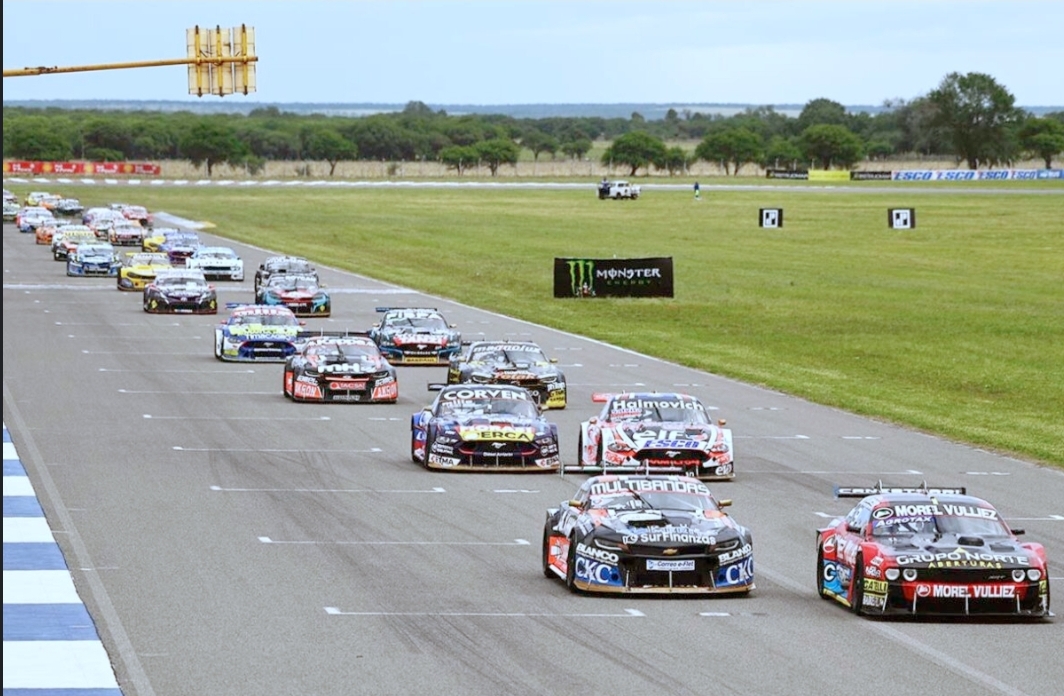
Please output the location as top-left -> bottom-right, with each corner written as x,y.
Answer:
567,259 -> 595,296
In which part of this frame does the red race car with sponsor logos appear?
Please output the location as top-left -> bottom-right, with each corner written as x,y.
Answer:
569,392 -> 734,481
542,474 -> 754,594
283,334 -> 398,403
816,483 -> 1051,618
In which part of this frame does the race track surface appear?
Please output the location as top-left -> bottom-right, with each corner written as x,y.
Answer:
3,218 -> 1062,696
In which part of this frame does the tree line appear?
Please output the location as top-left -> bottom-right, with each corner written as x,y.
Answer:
4,72 -> 1062,176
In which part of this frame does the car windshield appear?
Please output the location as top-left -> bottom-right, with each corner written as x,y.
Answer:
158,276 -> 207,289
871,511 -> 1012,538
472,346 -> 547,364
230,312 -> 297,326
608,397 -> 711,425
386,314 -> 448,330
200,249 -> 236,259
306,343 -> 376,359
269,276 -> 319,291
437,397 -> 539,419
592,490 -> 718,513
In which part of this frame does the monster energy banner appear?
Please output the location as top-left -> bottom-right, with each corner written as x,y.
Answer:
554,257 -> 675,298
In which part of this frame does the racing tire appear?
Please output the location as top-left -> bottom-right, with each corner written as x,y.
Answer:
816,543 -> 830,600
419,429 -> 435,469
595,439 -> 604,468
541,527 -> 556,579
851,554 -> 865,616
564,534 -> 579,593
213,333 -> 223,360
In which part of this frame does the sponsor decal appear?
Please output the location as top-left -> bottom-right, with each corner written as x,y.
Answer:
293,382 -> 322,399
896,548 -> 1030,568
458,425 -> 535,442
717,558 -> 754,587
864,564 -> 882,579
576,542 -> 619,564
917,584 -> 1016,599
574,557 -> 622,586
862,593 -> 887,609
719,543 -> 752,564
765,169 -> 809,180
850,170 -> 893,181
937,170 -> 976,181
873,503 -> 998,520
892,170 -> 934,181
612,398 -> 705,412
863,578 -> 888,594
821,561 -> 844,594
636,439 -> 703,449
647,559 -> 695,571
590,478 -> 710,497
623,530 -> 716,545
442,387 -> 533,401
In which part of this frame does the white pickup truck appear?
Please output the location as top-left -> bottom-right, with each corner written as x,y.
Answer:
597,179 -> 641,200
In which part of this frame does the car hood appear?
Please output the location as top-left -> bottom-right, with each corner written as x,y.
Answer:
614,422 -> 722,447
225,324 -> 298,338
593,509 -> 741,544
876,536 -> 1039,569
438,415 -> 544,442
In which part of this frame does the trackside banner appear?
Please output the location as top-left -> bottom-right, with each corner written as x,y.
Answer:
554,257 -> 674,298
1,160 -> 161,175
892,169 -> 1062,181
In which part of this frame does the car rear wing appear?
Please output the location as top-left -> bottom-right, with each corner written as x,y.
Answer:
296,329 -> 371,339
834,481 -> 967,498
375,306 -> 438,313
561,461 -> 695,478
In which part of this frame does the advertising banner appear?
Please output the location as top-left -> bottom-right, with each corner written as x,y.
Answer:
554,257 -> 674,298
850,171 -> 893,181
766,169 -> 809,180
808,170 -> 850,182
41,162 -> 85,174
3,160 -> 41,174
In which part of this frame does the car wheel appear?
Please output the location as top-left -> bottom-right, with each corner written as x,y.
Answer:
816,542 -> 830,600
564,535 -> 579,592
595,438 -> 604,467
420,429 -> 435,468
541,527 -> 556,579
213,333 -> 223,360
851,554 -> 865,616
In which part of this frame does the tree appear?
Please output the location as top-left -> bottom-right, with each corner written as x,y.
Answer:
179,119 -> 246,176
800,124 -> 865,169
655,146 -> 692,176
601,131 -> 667,176
1019,117 -> 1064,168
438,145 -> 479,175
694,127 -> 765,175
3,115 -> 73,160
797,98 -> 849,132
761,136 -> 804,171
304,128 -> 357,176
520,129 -> 559,161
474,138 -> 520,176
560,138 -> 592,160
927,72 -> 1025,169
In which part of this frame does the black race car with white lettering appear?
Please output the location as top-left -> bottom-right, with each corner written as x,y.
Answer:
411,385 -> 560,471
543,474 -> 755,594
816,483 -> 1051,618
446,340 -> 566,409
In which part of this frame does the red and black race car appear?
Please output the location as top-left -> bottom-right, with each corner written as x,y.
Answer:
283,335 -> 398,403
816,483 -> 1051,618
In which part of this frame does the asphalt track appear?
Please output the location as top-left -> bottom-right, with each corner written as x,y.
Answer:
3,215 -> 1063,696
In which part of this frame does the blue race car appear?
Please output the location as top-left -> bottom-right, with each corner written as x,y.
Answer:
370,307 -> 462,365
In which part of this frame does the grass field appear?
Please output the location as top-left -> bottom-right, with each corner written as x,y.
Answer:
7,180 -> 1064,467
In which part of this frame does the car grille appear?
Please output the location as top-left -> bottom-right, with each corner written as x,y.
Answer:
637,448 -> 710,468
239,341 -> 296,360
456,440 -> 543,467
621,556 -> 716,589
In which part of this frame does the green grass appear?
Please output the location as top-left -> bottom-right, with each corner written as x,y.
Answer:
9,182 -> 1064,467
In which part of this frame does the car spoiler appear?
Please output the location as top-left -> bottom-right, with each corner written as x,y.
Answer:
427,383 -> 446,392
561,461 -> 694,478
296,329 -> 371,339
375,306 -> 438,313
834,481 -> 967,498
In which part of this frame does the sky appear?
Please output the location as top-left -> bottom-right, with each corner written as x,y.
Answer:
2,0 -> 1061,107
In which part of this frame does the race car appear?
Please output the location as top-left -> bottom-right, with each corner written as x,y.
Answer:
24,191 -> 52,206
446,340 -> 567,409
108,221 -> 145,247
141,228 -> 194,253
370,307 -> 462,365
66,242 -> 120,277
17,207 -> 55,234
3,200 -> 18,221
55,198 -> 84,216
254,256 -> 318,293
117,252 -> 173,291
255,273 -> 331,317
542,474 -> 755,594
570,392 -> 734,481
283,335 -> 398,402
143,269 -> 218,314
411,384 -> 560,471
118,204 -> 152,228
816,483 -> 1051,618
52,228 -> 97,261
185,246 -> 244,281
154,230 -> 201,266
214,304 -> 308,362
83,208 -> 124,239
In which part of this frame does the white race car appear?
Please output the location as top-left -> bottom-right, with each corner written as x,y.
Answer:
186,246 -> 245,281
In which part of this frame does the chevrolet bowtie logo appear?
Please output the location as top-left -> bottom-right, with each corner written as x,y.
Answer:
662,548 -> 679,555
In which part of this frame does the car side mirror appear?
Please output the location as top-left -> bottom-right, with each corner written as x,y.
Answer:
717,499 -> 732,508
567,499 -> 583,509
1011,528 -> 1025,536
718,418 -> 727,426
299,320 -> 306,326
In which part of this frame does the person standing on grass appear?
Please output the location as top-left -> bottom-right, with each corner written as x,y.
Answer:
694,181 -> 701,200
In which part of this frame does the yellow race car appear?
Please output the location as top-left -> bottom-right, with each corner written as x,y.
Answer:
117,252 -> 173,291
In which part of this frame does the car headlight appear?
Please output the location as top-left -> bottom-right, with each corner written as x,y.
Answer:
885,568 -> 900,581
470,373 -> 493,384
592,538 -> 627,552
1024,569 -> 1042,582
710,443 -> 730,454
902,568 -> 918,581
539,374 -> 557,384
